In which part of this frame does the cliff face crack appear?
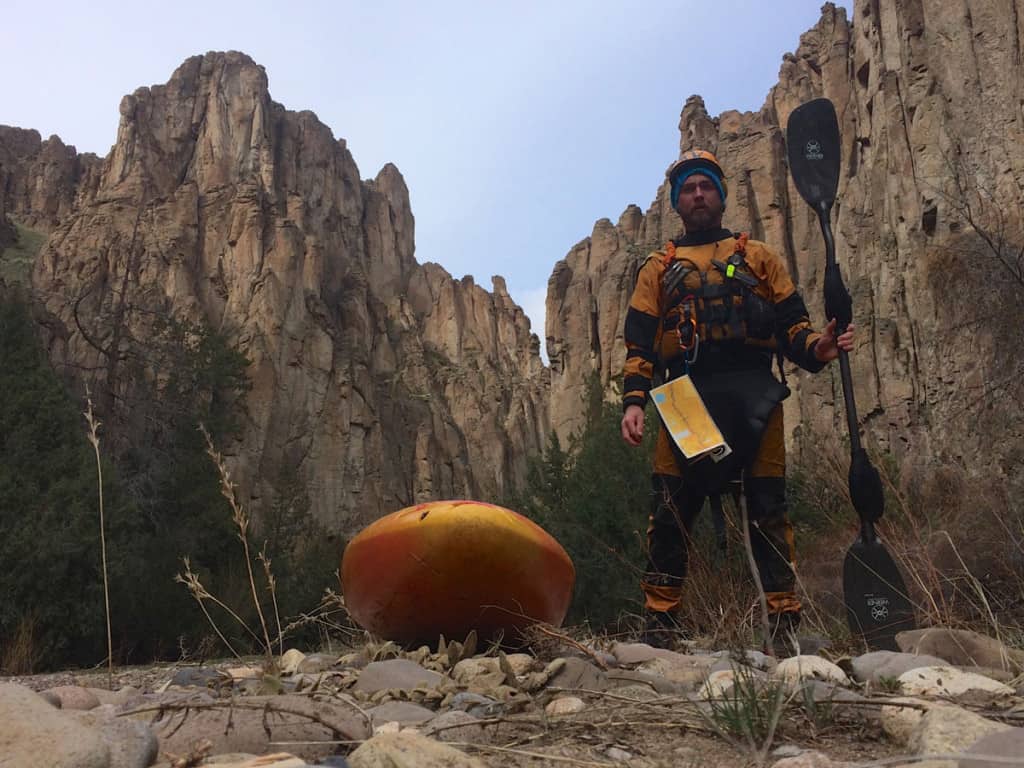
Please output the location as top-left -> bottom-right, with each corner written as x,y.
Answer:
1013,0 -> 1022,69
893,76 -> 920,191
867,286 -> 884,411
743,169 -> 766,243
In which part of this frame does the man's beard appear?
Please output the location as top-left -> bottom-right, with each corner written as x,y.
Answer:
682,206 -> 720,231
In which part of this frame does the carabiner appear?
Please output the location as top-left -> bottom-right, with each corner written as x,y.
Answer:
676,295 -> 698,351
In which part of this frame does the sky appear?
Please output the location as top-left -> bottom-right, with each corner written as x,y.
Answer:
2,0 -> 851,359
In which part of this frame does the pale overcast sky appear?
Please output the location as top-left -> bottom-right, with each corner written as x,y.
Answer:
3,0 -> 850,357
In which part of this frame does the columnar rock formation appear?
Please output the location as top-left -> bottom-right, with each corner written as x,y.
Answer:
547,0 -> 1024,474
0,127 -> 101,233
8,52 -> 547,531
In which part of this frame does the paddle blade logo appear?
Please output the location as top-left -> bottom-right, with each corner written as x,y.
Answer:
867,596 -> 890,622
804,140 -> 824,161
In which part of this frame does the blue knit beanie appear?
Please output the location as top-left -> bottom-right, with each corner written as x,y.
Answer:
671,167 -> 727,209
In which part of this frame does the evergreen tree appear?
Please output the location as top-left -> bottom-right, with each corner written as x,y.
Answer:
0,288 -> 140,670
513,375 -> 657,629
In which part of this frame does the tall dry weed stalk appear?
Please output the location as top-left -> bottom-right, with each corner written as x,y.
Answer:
174,425 -> 280,669
84,389 -> 113,689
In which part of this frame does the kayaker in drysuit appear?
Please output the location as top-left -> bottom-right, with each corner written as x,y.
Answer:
619,149 -> 855,650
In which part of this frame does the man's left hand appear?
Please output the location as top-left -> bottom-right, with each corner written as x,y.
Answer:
814,319 -> 855,363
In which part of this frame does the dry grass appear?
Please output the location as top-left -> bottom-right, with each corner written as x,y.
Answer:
175,426 -> 280,670
604,441 -> 1024,656
83,388 -> 114,689
174,427 -> 362,667
791,440 -> 1024,650
0,613 -> 39,675
280,588 -> 363,651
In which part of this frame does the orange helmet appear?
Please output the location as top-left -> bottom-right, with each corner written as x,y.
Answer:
663,150 -> 729,207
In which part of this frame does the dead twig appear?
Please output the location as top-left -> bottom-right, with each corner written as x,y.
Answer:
528,623 -> 609,670
120,695 -> 371,740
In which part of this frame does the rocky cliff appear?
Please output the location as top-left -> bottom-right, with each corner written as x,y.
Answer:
7,0 -> 1022,530
6,52 -> 547,531
0,127 -> 102,233
547,0 -> 1024,474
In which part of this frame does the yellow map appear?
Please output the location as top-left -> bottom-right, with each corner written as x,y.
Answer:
651,375 -> 731,463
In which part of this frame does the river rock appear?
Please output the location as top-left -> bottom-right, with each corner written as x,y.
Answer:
280,648 -> 306,674
636,654 -> 716,689
353,659 -> 444,694
367,700 -> 436,727
423,710 -> 488,742
774,656 -> 849,685
545,657 -> 609,692
909,704 -> 1012,755
41,685 -> 102,710
545,696 -> 586,716
896,628 -> 1024,673
348,731 -> 487,768
849,650 -> 948,684
896,665 -> 1014,698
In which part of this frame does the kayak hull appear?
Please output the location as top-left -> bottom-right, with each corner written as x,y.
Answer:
341,500 -> 575,645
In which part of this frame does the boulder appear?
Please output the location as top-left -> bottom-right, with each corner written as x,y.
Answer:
0,682 -> 110,768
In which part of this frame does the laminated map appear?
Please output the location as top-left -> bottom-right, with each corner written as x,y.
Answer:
650,374 -> 731,463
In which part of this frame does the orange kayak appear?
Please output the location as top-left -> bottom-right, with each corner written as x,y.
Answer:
341,500 -> 575,645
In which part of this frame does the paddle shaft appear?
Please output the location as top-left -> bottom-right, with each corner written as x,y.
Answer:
816,206 -> 860,446
816,202 -> 876,543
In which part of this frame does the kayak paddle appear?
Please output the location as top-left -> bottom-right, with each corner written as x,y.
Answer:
785,97 -> 916,651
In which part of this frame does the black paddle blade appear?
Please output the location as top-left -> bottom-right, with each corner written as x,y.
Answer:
786,98 -> 841,210
843,536 -> 916,651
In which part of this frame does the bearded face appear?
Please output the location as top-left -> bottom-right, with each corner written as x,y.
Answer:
675,173 -> 724,231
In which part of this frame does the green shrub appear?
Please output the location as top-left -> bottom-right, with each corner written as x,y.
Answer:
509,375 -> 657,629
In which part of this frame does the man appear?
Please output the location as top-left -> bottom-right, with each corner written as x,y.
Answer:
620,149 -> 854,649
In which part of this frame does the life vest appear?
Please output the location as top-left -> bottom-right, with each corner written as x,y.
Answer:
652,233 -> 778,364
